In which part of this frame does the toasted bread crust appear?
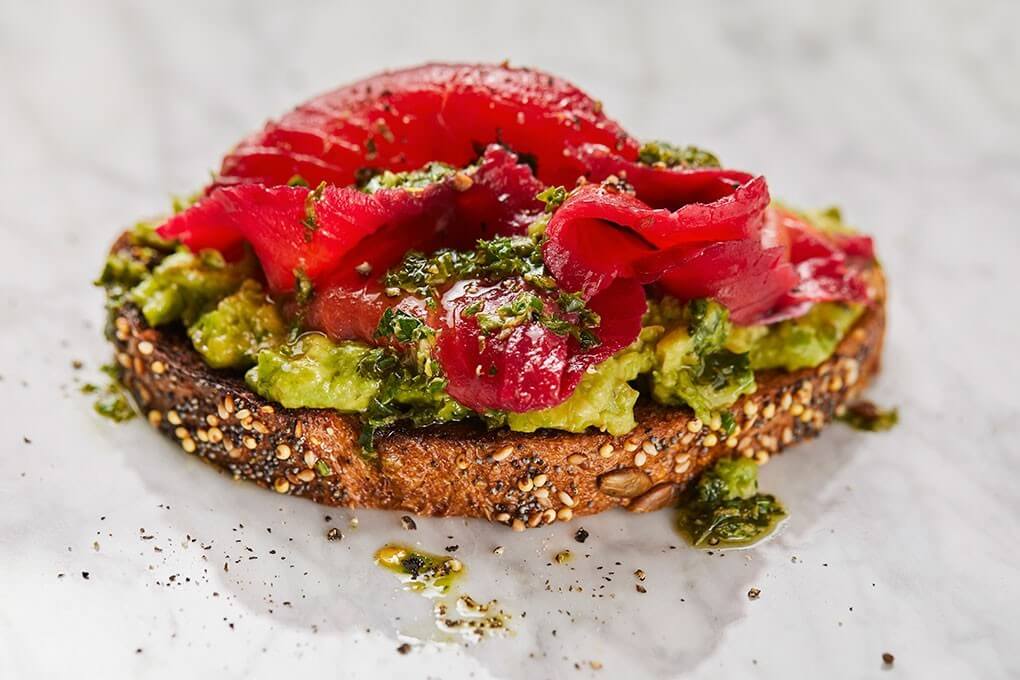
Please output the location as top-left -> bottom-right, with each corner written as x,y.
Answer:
108,259 -> 885,529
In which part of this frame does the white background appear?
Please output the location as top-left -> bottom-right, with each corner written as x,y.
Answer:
1,1 -> 1018,678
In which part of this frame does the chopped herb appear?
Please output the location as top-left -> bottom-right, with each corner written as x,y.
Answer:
638,141 -> 720,168
383,234 -> 555,299
472,290 -> 601,350
293,268 -> 314,304
302,182 -> 326,241
720,411 -> 737,437
374,308 -> 434,344
536,185 -> 567,212
314,460 -> 332,477
362,162 -> 455,193
287,175 -> 310,187
837,401 -> 899,431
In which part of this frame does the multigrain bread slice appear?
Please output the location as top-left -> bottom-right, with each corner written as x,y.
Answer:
107,247 -> 885,529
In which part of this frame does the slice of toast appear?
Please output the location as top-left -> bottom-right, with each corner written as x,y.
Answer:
107,250 -> 885,530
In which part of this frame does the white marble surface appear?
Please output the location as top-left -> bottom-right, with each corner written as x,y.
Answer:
2,1 -> 1019,678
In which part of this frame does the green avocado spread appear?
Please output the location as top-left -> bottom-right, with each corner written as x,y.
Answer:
130,249 -> 255,327
103,201 -> 867,444
245,334 -> 380,412
189,280 -> 286,369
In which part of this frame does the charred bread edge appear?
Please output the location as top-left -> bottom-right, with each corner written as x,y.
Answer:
108,242 -> 886,529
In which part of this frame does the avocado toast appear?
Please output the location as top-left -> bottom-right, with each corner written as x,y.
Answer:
97,63 -> 886,530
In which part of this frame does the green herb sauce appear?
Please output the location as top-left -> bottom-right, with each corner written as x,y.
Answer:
837,401 -> 899,431
648,298 -> 756,424
90,364 -> 137,422
638,141 -> 721,168
676,457 -> 786,548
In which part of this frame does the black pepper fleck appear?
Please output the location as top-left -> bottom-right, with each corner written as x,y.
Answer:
574,528 -> 589,543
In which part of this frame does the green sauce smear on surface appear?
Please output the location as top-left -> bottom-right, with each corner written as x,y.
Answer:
676,457 -> 786,548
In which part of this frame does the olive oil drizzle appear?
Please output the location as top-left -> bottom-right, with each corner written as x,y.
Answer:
374,544 -> 511,643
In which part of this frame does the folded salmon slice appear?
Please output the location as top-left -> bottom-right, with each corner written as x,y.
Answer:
159,146 -> 544,296
436,277 -> 645,413
217,63 -> 638,189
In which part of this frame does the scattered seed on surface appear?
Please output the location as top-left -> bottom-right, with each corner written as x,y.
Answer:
574,527 -> 589,543
400,516 -> 417,531
326,528 -> 342,542
748,588 -> 761,600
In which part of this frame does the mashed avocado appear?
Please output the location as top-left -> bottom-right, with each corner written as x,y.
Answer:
729,302 -> 863,371
246,334 -> 381,411
188,280 -> 287,369
506,328 -> 657,436
245,332 -> 471,440
130,249 -> 255,327
649,299 -> 756,424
